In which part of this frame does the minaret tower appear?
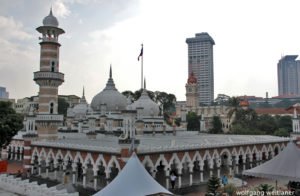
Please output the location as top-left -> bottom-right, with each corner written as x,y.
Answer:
33,9 -> 65,139
186,72 -> 198,111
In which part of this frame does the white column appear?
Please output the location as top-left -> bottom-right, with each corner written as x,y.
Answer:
199,161 -> 204,182
209,159 -> 214,177
72,163 -> 77,184
151,169 -> 156,178
82,167 -> 87,188
189,164 -> 193,186
54,163 -> 58,179
105,169 -> 110,185
177,167 -> 182,188
234,156 -> 239,174
216,158 -> 221,178
45,161 -> 49,178
19,148 -> 23,161
242,156 -> 246,171
165,169 -> 170,189
38,158 -> 42,176
93,168 -> 98,191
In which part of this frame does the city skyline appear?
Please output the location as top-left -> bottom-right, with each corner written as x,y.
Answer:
1,0 -> 300,102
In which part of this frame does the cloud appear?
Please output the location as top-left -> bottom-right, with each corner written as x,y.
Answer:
53,0 -> 71,18
0,16 -> 32,40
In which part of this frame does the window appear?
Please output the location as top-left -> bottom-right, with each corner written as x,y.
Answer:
50,102 -> 54,114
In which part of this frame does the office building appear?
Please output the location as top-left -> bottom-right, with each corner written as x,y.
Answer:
278,55 -> 300,97
186,32 -> 215,105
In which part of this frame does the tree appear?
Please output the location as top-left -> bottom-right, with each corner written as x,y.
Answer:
58,97 -> 69,116
0,101 -> 23,148
257,114 -> 278,135
206,175 -> 221,196
226,96 -> 240,119
187,112 -> 200,131
210,116 -> 223,134
274,128 -> 289,137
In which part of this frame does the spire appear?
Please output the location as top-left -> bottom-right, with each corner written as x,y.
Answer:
144,77 -> 146,89
109,64 -> 112,79
80,86 -> 87,103
50,6 -> 53,16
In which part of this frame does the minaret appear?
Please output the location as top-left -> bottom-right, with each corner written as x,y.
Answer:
33,9 -> 65,139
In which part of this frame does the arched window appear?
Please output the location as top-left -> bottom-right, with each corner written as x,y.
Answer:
50,102 -> 54,114
51,61 -> 55,72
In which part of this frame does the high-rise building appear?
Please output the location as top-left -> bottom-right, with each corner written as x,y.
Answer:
0,86 -> 9,99
277,55 -> 300,97
186,32 -> 215,105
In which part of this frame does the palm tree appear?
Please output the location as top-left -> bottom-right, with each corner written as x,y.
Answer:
226,96 -> 241,121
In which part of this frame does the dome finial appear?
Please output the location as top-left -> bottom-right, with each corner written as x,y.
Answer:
50,6 -> 53,15
109,64 -> 112,79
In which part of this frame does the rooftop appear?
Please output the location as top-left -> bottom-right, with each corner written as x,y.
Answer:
31,132 -> 290,154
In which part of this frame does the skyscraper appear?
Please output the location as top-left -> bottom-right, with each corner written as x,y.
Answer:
277,55 -> 300,97
186,32 -> 215,105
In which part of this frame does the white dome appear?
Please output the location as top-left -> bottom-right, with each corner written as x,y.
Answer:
43,9 -> 59,27
91,67 -> 127,111
73,103 -> 89,115
130,89 -> 160,116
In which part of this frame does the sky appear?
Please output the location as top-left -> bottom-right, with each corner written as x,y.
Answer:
1,0 -> 300,102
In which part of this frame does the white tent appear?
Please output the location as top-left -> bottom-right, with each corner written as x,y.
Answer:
93,153 -> 173,196
243,141 -> 300,181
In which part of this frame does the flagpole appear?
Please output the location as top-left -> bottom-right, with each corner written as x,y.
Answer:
141,44 -> 143,89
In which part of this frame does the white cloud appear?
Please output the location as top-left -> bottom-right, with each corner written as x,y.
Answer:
53,0 -> 71,18
0,16 -> 32,40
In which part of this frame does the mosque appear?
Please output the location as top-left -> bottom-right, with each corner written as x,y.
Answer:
2,10 -> 292,192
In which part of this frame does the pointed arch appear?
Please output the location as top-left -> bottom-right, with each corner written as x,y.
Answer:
84,153 -> 95,166
46,149 -> 55,161
220,148 -> 232,157
107,156 -> 121,171
192,151 -> 203,162
245,146 -> 251,155
203,150 -> 212,160
154,154 -> 168,168
181,152 -> 192,164
55,150 -> 63,161
74,151 -> 83,163
64,150 -> 73,162
95,154 -> 107,168
167,153 -> 181,168
40,148 -> 47,160
212,149 -> 220,159
142,155 -> 154,169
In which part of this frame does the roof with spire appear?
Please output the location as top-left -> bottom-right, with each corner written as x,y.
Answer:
43,8 -> 59,27
90,66 -> 127,111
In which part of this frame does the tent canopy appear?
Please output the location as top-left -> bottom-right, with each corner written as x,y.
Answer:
243,141 -> 300,181
93,153 -> 173,196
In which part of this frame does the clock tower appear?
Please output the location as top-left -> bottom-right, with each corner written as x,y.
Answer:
185,72 -> 198,111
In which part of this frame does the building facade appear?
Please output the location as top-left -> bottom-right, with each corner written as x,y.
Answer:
0,86 -> 9,99
186,32 -> 215,106
278,55 -> 300,97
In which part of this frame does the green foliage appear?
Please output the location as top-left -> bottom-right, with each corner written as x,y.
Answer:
58,97 -> 69,116
274,128 -> 289,137
257,114 -> 277,134
223,183 -> 237,196
209,116 -> 223,134
187,112 -> 200,131
122,90 -> 176,114
0,101 -> 23,148
206,175 -> 221,196
256,184 -> 274,195
276,115 -> 292,132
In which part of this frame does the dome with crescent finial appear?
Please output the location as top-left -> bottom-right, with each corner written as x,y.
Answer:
91,66 -> 127,112
43,8 -> 59,27
187,72 -> 197,84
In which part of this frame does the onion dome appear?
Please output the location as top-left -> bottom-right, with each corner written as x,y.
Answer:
73,87 -> 91,116
130,80 -> 159,116
187,72 -> 197,84
91,66 -> 127,111
43,8 -> 59,27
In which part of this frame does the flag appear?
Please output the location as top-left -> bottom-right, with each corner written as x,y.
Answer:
138,45 -> 143,61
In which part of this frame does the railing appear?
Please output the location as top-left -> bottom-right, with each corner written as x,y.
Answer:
36,114 -> 64,121
34,71 -> 64,81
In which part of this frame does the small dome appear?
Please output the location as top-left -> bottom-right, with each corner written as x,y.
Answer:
187,72 -> 197,84
130,89 -> 160,116
91,66 -> 127,111
43,9 -> 59,27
